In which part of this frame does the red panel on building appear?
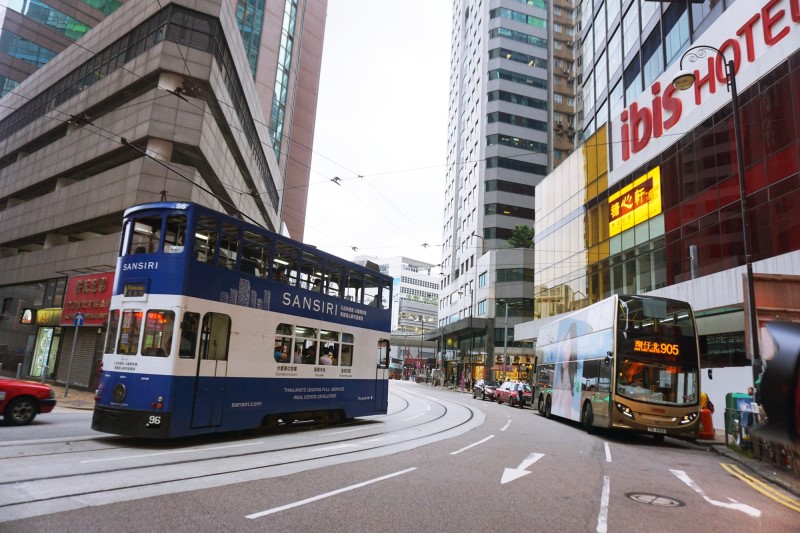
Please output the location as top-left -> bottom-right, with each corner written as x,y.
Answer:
61,272 -> 115,326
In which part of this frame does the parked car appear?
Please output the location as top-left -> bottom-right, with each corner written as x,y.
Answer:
473,379 -> 500,401
0,378 -> 57,425
496,381 -> 533,408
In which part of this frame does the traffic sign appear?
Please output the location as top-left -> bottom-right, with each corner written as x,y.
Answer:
73,312 -> 84,327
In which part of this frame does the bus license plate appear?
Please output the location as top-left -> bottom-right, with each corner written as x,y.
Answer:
647,427 -> 667,434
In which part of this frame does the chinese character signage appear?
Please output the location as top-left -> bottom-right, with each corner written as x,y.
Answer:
608,166 -> 662,237
633,339 -> 680,357
61,272 -> 115,326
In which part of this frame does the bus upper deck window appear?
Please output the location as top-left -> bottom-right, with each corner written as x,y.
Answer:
128,216 -> 162,255
163,214 -> 188,253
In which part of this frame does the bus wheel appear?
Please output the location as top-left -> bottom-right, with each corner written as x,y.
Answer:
537,395 -> 544,415
582,402 -> 595,434
544,396 -> 552,419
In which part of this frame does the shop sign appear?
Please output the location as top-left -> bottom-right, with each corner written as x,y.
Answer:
608,167 -> 662,237
35,308 -> 62,326
610,0 -> 800,184
61,272 -> 115,326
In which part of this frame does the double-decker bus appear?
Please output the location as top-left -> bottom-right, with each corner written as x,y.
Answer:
533,294 -> 700,441
92,202 -> 392,438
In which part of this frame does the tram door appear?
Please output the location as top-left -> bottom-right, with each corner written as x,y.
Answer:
191,313 -> 230,428
375,340 -> 390,412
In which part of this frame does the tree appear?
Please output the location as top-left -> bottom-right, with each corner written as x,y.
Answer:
507,224 -> 534,248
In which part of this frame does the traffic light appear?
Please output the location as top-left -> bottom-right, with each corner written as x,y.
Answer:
752,321 -> 800,446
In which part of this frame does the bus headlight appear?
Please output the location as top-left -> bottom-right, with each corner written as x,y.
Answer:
615,402 -> 634,419
679,412 -> 698,425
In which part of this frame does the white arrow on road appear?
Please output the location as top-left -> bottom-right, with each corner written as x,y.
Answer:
501,452 -> 545,484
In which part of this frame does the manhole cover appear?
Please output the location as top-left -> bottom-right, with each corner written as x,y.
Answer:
626,493 -> 685,507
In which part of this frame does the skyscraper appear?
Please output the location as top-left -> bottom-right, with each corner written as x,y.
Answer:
438,0 -> 577,382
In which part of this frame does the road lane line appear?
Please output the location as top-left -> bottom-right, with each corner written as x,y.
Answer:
246,467 -> 417,519
500,419 -> 511,431
79,441 -> 264,463
670,469 -> 761,518
604,442 -> 612,463
720,463 -> 800,513
596,475 -> 610,533
450,435 -> 495,455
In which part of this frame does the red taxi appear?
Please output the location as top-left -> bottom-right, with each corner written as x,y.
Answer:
496,381 -> 533,408
0,377 -> 57,425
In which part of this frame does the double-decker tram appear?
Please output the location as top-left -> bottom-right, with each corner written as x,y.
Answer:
92,202 -> 392,438
533,294 -> 701,441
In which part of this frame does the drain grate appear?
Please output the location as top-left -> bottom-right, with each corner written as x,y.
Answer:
626,493 -> 685,507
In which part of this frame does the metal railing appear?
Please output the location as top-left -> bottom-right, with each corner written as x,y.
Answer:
725,407 -> 799,476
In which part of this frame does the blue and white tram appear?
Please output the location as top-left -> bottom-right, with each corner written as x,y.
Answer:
92,202 -> 393,438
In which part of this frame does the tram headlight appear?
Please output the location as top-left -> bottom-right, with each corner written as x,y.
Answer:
679,412 -> 698,425
112,383 -> 127,403
615,402 -> 634,419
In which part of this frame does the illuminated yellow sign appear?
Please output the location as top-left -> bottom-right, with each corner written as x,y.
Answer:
608,167 -> 662,237
633,340 -> 679,356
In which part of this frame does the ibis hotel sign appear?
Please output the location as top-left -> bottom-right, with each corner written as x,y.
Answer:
610,0 -> 800,185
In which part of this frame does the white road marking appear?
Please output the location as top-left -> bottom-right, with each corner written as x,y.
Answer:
501,452 -> 545,484
313,443 -> 359,452
79,441 -> 264,463
596,475 -> 610,533
500,419 -> 512,431
246,467 -> 417,519
670,469 -> 761,518
604,442 -> 612,462
450,435 -> 495,455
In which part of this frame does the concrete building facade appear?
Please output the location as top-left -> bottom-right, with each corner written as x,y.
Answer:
0,0 -> 326,389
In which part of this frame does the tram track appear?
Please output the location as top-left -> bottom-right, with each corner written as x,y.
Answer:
0,384 -> 482,523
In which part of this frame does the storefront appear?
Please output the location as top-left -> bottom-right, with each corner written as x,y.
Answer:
56,272 -> 114,389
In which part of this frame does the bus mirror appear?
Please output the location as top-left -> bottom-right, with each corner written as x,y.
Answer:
707,369 -> 713,380
751,321 -> 800,446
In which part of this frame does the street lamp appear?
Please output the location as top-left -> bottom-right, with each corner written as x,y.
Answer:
672,45 -> 760,375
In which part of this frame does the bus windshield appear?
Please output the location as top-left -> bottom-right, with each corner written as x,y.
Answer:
616,356 -> 698,406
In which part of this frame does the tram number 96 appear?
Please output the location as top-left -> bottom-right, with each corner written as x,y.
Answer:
147,415 -> 162,427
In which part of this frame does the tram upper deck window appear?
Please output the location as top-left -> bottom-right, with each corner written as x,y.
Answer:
365,273 -> 384,308
273,241 -> 299,286
195,216 -> 218,264
218,222 -> 239,271
300,251 -> 323,291
163,214 -> 188,253
345,269 -> 363,303
242,231 -> 271,277
326,259 -> 345,298
127,216 -> 162,255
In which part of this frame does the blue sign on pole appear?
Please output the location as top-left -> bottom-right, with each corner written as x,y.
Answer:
73,312 -> 84,327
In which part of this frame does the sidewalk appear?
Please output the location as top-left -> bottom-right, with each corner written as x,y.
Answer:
50,383 -> 96,411
699,429 -> 800,498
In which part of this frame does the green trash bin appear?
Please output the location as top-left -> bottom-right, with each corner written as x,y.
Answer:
725,392 -> 755,448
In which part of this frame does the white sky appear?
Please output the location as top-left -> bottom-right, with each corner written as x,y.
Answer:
303,0 -> 452,268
